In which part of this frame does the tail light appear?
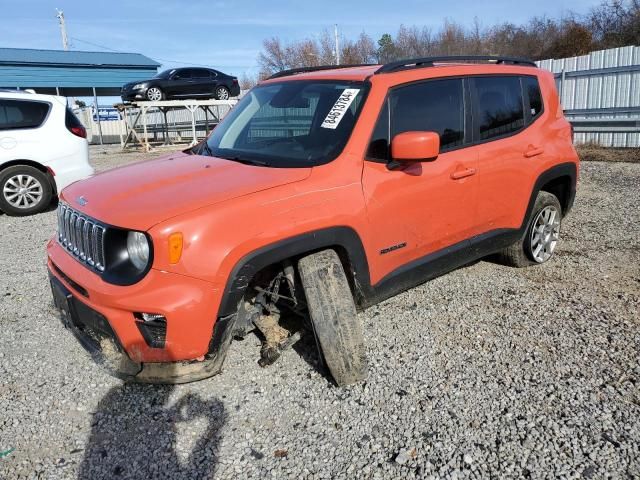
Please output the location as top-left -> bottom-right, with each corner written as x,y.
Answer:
65,107 -> 88,139
570,124 -> 574,144
232,78 -> 238,84
70,126 -> 87,138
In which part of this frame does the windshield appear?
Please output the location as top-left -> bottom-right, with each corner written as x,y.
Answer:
200,80 -> 367,167
153,69 -> 173,79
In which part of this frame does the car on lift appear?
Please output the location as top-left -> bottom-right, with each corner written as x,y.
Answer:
121,67 -> 240,102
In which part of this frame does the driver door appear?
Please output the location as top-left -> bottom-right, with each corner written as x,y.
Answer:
361,78 -> 480,280
170,69 -> 196,97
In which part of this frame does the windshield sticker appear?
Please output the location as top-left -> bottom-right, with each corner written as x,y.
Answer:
321,89 -> 361,129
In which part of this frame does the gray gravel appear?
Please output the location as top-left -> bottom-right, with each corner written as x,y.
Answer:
1,146 -> 639,479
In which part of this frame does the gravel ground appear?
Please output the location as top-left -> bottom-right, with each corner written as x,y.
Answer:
0,146 -> 639,479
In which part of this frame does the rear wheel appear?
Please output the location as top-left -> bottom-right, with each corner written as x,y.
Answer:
0,165 -> 53,216
298,249 -> 367,386
214,86 -> 230,100
146,87 -> 164,101
496,191 -> 562,267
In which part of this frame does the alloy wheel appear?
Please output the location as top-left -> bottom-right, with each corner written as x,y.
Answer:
147,87 -> 162,101
529,205 -> 560,263
3,174 -> 44,209
216,87 -> 229,100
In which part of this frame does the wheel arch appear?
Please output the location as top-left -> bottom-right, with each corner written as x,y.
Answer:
523,162 -> 577,226
0,159 -> 57,194
216,226 -> 372,317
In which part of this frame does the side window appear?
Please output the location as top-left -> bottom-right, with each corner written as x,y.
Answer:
523,76 -> 543,121
366,100 -> 390,161
366,78 -> 465,161
173,69 -> 192,80
192,69 -> 211,79
473,76 -> 524,140
0,100 -> 50,130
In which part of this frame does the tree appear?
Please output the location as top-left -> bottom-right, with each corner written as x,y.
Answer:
239,73 -> 259,90
377,33 -> 397,62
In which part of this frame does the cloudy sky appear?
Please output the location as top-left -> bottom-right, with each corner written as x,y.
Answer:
2,0 -> 602,77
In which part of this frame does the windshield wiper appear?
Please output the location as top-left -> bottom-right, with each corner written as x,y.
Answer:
197,141 -> 214,157
217,155 -> 270,167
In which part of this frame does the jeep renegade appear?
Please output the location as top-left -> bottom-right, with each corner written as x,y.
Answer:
47,56 -> 579,386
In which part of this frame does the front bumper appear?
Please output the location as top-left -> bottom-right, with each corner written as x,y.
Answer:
120,88 -> 146,102
47,239 -> 235,383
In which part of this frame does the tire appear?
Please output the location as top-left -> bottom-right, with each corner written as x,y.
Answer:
496,191 -> 562,267
146,87 -> 164,101
0,165 -> 53,216
298,249 -> 367,386
214,86 -> 230,100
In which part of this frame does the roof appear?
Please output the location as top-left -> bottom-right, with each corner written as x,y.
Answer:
264,61 -> 541,84
0,48 -> 160,68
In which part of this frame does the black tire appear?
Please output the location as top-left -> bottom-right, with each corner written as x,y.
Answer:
298,249 -> 367,386
496,191 -> 562,267
0,165 -> 53,216
214,86 -> 230,100
145,87 -> 164,101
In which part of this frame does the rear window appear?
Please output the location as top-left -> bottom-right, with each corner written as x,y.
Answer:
473,76 -> 524,140
523,76 -> 543,120
0,99 -> 50,130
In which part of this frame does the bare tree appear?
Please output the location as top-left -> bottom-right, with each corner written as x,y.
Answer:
257,2 -> 640,73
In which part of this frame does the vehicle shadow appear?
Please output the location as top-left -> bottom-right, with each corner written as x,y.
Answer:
78,381 -> 226,480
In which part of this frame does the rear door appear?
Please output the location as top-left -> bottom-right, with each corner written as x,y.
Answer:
361,78 -> 479,278
471,75 -> 543,231
191,68 -> 214,96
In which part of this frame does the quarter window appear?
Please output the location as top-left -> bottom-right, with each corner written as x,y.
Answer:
523,76 -> 543,120
473,76 -> 524,140
0,100 -> 50,130
366,78 -> 465,161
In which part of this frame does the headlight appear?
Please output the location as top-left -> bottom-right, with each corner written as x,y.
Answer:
127,231 -> 150,270
132,83 -> 146,90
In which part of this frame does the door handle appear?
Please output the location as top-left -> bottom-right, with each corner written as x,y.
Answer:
524,145 -> 544,158
450,168 -> 476,180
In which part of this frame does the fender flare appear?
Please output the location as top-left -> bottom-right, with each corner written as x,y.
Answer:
521,162 -> 577,229
217,226 -> 372,317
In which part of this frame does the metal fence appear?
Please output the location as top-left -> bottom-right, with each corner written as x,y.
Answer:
537,46 -> 640,147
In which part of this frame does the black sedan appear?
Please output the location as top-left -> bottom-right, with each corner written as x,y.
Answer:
121,67 -> 240,102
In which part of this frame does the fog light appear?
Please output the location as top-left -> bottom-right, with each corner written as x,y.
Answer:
134,312 -> 167,348
137,312 -> 165,322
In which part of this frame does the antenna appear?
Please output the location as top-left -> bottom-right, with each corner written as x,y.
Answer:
55,9 -> 69,51
334,24 -> 340,66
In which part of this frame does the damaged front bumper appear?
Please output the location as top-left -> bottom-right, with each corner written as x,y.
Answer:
50,271 -> 236,383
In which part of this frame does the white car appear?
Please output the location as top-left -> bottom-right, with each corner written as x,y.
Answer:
0,91 -> 93,216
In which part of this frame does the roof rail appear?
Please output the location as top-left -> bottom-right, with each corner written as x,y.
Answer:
268,64 -> 376,80
375,55 -> 537,74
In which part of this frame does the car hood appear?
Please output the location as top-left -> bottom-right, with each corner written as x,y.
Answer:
61,151 -> 311,231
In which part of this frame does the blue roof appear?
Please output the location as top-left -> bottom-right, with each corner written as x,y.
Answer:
0,48 -> 160,68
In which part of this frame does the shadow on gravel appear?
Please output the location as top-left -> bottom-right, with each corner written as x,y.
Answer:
78,383 -> 226,480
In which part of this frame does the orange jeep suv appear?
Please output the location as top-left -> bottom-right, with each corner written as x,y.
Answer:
47,56 -> 579,386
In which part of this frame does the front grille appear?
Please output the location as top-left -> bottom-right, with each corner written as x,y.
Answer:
57,203 -> 107,272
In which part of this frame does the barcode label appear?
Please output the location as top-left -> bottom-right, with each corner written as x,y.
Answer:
321,89 -> 360,129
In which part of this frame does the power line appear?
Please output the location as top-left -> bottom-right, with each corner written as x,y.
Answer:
69,36 -> 222,69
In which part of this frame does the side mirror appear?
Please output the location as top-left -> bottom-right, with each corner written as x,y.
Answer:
391,131 -> 440,162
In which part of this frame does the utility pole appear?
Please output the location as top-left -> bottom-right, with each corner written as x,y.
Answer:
334,24 -> 340,65
55,9 -> 69,51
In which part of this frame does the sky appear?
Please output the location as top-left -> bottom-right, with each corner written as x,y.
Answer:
2,0 -> 603,78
